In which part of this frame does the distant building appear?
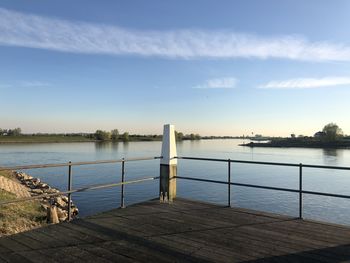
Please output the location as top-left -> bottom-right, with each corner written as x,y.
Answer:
314,131 -> 326,138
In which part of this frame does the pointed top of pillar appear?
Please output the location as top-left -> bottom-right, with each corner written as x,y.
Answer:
161,124 -> 177,165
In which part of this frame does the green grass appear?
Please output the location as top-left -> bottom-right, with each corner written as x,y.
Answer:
0,135 -> 164,143
0,170 -> 14,179
0,171 -> 46,236
0,135 -> 95,143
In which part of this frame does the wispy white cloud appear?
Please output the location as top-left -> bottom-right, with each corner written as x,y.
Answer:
259,77 -> 350,89
1,8 -> 350,61
0,81 -> 51,89
18,81 -> 51,88
193,77 -> 237,89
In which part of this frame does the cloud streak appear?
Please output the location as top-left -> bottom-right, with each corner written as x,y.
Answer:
0,81 -> 51,89
193,78 -> 237,89
259,77 -> 350,89
1,7 -> 350,61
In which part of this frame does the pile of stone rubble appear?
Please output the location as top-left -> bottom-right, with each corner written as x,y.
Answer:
15,171 -> 78,222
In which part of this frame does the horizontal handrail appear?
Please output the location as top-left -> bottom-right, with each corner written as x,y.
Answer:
3,155 -> 348,171
177,156 -> 350,170
0,176 -> 159,206
176,176 -> 298,193
0,156 -> 162,171
176,176 -> 350,200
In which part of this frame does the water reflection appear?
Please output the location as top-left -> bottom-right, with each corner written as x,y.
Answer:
249,147 -> 255,161
95,141 -> 114,151
122,141 -> 129,152
110,142 -> 120,151
322,148 -> 342,165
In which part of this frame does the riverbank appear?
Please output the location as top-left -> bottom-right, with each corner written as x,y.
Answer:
0,135 -> 163,143
0,170 -> 46,236
241,139 -> 350,148
0,135 -> 95,143
0,170 -> 78,236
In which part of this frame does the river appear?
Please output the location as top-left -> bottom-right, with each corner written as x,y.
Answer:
1,139 -> 350,225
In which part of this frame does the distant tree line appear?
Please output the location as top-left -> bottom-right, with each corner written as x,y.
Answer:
94,130 -> 202,142
92,129 -> 130,142
282,123 -> 347,144
293,123 -> 345,142
91,129 -> 202,142
175,131 -> 201,141
0,127 -> 203,142
0,128 -> 22,136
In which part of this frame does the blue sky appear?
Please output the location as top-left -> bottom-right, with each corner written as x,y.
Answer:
1,0 -> 350,136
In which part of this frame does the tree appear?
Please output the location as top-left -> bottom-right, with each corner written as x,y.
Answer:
111,129 -> 119,141
322,123 -> 343,141
13,128 -> 21,136
175,131 -> 184,141
189,133 -> 201,140
121,132 -> 129,142
7,128 -> 21,136
194,134 -> 201,140
94,130 -> 111,141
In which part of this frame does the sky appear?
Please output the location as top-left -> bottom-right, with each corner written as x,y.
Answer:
0,0 -> 350,136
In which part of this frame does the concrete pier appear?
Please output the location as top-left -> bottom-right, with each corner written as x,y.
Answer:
1,198 -> 350,262
159,124 -> 177,202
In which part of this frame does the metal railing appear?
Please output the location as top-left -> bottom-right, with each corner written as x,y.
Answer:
0,156 -> 162,220
2,154 -> 350,220
176,156 -> 350,219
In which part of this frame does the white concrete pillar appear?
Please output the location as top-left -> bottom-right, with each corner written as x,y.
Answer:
160,124 -> 177,202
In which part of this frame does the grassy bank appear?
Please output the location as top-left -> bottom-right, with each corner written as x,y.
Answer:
0,135 -> 95,143
241,138 -> 350,149
0,171 -> 46,236
0,135 -> 163,143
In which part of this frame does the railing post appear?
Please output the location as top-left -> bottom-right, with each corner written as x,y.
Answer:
121,158 -> 125,208
67,161 -> 72,221
299,163 -> 303,219
160,124 -> 177,203
228,159 -> 231,207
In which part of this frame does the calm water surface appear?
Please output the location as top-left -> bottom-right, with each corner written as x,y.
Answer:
1,139 -> 350,225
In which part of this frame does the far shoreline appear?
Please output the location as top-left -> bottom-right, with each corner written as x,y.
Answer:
0,140 -> 97,144
240,141 -> 350,149
0,135 -> 244,144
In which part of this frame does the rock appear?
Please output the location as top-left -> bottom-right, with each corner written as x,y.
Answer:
57,207 -> 68,221
31,189 -> 44,195
41,203 -> 49,211
22,174 -> 33,180
16,172 -> 33,181
47,206 -> 59,224
38,183 -> 50,189
31,178 -> 41,187
24,180 -> 36,188
15,171 -> 79,221
55,197 -> 67,208
46,188 -> 60,194
72,207 -> 79,216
